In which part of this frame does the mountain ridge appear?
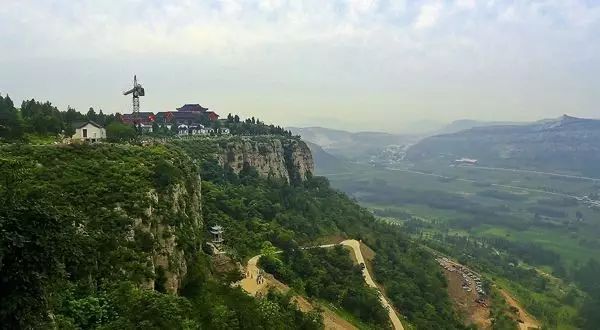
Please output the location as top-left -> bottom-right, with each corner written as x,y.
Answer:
406,115 -> 600,176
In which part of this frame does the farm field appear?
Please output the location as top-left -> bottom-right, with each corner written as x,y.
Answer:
325,161 -> 600,271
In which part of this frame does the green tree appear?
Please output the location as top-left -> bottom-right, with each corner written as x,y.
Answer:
101,283 -> 197,330
64,122 -> 76,138
87,107 -> 97,122
106,122 -> 136,142
170,123 -> 179,135
0,202 -> 79,328
0,94 -> 24,140
21,99 -> 64,135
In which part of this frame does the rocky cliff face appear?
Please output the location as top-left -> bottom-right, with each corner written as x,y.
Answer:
143,180 -> 202,293
0,143 -> 204,295
214,137 -> 314,183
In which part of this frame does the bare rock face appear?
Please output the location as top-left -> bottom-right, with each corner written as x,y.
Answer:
216,138 -> 314,183
288,139 -> 315,183
135,137 -> 313,292
139,180 -> 203,294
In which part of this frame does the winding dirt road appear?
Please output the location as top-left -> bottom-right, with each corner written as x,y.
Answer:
340,240 -> 405,330
238,254 -> 356,329
240,240 -> 405,330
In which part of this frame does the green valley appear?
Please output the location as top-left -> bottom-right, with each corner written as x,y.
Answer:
315,151 -> 600,329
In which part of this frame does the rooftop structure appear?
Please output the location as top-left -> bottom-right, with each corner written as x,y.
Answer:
177,104 -> 209,113
210,224 -> 224,245
120,103 -> 219,126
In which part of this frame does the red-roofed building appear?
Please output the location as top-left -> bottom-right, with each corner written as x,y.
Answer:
121,112 -> 156,125
121,103 -> 219,125
205,111 -> 219,121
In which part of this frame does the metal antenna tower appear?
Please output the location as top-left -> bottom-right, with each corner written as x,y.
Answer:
123,75 -> 145,123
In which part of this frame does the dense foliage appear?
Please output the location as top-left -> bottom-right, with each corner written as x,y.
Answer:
260,247 -> 390,328
0,143 -> 318,329
224,113 -> 293,136
190,145 -> 465,328
368,228 -> 467,330
1,133 -> 466,329
573,259 -> 600,329
0,93 -> 118,141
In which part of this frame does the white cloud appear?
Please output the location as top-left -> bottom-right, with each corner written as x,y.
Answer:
455,0 -> 475,10
348,0 -> 377,15
497,5 -> 517,22
388,0 -> 406,13
258,0 -> 284,12
1,0 -> 599,128
414,2 -> 443,29
218,0 -> 243,17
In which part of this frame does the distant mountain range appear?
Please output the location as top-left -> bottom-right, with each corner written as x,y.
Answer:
304,141 -> 350,174
406,115 -> 600,176
434,119 -> 526,135
288,127 -> 418,161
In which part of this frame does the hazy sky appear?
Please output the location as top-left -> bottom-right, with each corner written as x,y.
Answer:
1,0 -> 599,132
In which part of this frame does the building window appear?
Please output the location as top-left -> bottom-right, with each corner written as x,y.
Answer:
83,129 -> 88,138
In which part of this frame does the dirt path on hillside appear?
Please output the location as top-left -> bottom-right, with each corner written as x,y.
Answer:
341,239 -> 405,330
239,240 -> 405,330
239,255 -> 265,296
499,290 -> 540,330
238,254 -> 356,330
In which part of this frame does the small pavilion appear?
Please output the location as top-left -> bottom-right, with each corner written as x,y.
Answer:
209,224 -> 224,247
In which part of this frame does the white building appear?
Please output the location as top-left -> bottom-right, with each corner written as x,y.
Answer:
201,127 -> 214,135
177,124 -> 216,136
455,158 -> 478,165
139,124 -> 153,133
190,124 -> 204,135
177,124 -> 189,136
72,121 -> 106,142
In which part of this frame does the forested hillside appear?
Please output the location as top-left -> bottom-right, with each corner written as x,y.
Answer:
1,123 -> 464,329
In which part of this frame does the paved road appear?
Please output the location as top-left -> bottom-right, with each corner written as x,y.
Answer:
340,239 -> 405,330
